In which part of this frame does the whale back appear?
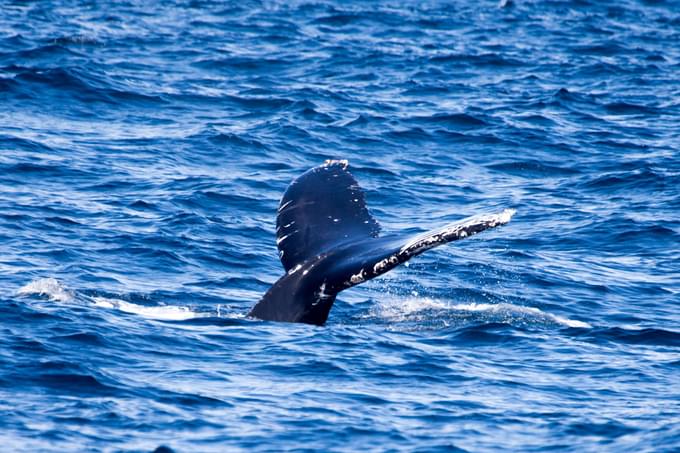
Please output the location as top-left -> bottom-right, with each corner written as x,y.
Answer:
276,160 -> 380,271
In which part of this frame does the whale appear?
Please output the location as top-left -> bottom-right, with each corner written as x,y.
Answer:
248,160 -> 515,325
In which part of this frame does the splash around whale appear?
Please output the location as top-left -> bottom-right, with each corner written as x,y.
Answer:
249,160 -> 515,325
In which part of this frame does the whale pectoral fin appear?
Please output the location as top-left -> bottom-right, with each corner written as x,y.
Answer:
276,160 -> 380,272
332,209 -> 516,290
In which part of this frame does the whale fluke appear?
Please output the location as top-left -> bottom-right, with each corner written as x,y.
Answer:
248,160 -> 515,325
275,159 -> 380,271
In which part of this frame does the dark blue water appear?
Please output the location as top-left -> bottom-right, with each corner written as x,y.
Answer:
2,0 -> 679,451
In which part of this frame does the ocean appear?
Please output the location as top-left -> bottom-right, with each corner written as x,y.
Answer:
1,0 -> 679,451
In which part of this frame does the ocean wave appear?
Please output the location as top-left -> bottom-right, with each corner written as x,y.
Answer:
573,326 -> 680,347
6,66 -> 165,106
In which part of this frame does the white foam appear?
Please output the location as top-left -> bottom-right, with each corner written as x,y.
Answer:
374,296 -> 591,329
91,296 -> 209,321
17,278 -> 73,302
17,278 -> 224,322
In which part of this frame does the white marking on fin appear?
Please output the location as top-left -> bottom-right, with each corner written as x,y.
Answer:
323,159 -> 349,169
312,281 -> 333,306
373,255 -> 398,274
498,208 -> 516,224
278,199 -> 293,212
276,230 -> 299,246
288,263 -> 303,275
349,269 -> 366,284
276,234 -> 291,245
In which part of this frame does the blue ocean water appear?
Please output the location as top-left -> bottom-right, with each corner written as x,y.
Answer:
1,0 -> 679,450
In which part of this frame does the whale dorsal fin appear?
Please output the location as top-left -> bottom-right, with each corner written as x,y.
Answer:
276,160 -> 380,271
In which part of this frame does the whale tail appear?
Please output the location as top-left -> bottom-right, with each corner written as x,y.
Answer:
248,160 -> 515,325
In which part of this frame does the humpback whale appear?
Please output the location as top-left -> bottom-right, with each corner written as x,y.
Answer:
248,160 -> 515,325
